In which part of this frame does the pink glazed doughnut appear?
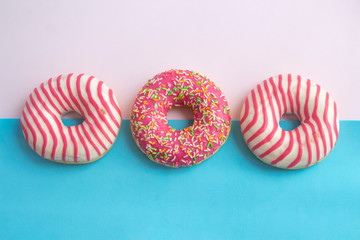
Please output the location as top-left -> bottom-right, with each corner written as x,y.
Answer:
20,73 -> 122,164
130,69 -> 231,168
240,74 -> 339,169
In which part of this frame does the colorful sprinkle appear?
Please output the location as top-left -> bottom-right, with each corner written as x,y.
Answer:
130,69 -> 231,168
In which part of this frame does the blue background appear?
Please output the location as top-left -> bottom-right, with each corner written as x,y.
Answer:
0,119 -> 359,240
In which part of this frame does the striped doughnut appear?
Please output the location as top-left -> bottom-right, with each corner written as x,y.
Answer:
20,73 -> 122,164
130,69 -> 231,168
240,74 -> 339,169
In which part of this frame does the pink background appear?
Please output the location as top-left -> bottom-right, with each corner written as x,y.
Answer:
1,0 -> 359,120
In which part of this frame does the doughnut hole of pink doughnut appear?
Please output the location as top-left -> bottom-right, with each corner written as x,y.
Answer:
20,73 -> 122,164
240,74 -> 339,169
130,69 -> 232,168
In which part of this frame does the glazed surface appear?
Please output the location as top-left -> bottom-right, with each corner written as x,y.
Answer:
131,70 -> 231,167
240,74 -> 339,169
20,74 -> 122,163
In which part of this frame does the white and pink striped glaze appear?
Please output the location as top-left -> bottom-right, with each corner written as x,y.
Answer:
131,69 -> 231,168
20,73 -> 122,164
240,74 -> 339,169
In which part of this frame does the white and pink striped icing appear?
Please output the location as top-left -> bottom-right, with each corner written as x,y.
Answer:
20,73 -> 122,163
240,74 -> 339,169
131,69 -> 231,168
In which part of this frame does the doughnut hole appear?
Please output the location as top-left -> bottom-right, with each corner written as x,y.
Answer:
61,111 -> 85,126
167,106 -> 194,130
279,113 -> 301,131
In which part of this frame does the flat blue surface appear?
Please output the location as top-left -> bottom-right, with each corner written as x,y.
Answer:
0,119 -> 359,240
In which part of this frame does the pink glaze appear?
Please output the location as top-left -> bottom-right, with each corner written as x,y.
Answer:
130,69 -> 232,168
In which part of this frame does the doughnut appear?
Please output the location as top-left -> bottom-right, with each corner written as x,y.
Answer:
130,69 -> 231,168
240,74 -> 339,169
20,73 -> 122,164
